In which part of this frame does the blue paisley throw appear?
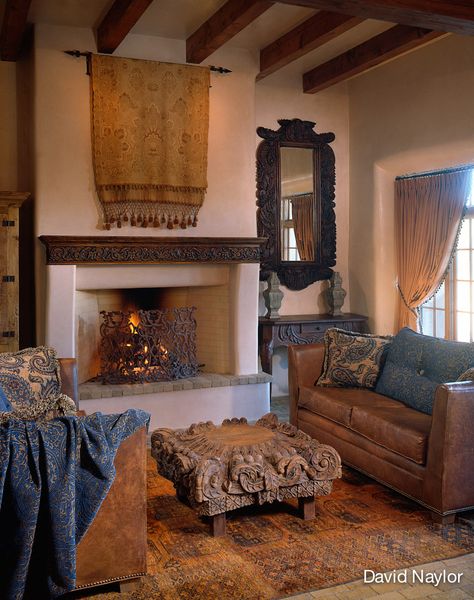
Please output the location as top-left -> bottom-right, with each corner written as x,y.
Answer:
0,384 -> 12,412
0,409 -> 150,599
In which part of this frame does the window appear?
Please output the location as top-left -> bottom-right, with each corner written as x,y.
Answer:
420,170 -> 474,341
280,196 -> 300,261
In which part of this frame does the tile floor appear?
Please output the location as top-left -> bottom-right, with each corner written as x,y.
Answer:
269,395 -> 290,422
271,396 -> 474,600
286,554 -> 474,599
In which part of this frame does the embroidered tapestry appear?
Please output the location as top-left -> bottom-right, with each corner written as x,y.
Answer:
90,54 -> 210,229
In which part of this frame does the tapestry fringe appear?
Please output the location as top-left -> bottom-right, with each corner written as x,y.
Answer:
101,201 -> 200,230
97,186 -> 205,207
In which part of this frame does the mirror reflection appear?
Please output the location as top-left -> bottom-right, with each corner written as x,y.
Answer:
280,147 -> 315,262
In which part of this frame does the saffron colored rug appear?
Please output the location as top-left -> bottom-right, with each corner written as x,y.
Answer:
81,455 -> 474,600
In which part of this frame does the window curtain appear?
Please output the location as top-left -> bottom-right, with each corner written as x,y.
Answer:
291,194 -> 315,261
395,170 -> 471,331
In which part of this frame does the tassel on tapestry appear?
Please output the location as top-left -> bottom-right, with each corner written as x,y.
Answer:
90,54 -> 210,229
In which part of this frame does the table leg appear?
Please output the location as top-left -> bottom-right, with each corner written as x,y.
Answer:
259,334 -> 274,375
211,512 -> 227,537
299,496 -> 316,520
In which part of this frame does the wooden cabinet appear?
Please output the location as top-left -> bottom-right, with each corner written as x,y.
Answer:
0,192 -> 29,352
258,313 -> 368,374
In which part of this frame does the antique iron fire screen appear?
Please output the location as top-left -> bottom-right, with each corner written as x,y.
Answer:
99,308 -> 198,384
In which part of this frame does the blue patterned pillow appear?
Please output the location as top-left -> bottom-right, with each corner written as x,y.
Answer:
376,328 -> 474,414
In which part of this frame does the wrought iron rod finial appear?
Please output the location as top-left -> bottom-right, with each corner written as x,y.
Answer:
209,65 -> 232,74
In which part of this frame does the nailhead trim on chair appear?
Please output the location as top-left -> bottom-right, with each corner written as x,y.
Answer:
74,572 -> 147,590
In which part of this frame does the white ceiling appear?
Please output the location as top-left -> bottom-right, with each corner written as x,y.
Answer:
21,0 -> 397,82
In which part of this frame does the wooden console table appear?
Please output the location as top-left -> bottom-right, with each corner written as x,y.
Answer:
258,313 -> 368,374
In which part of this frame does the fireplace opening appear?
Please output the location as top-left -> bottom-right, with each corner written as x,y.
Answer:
76,283 -> 232,385
98,307 -> 199,384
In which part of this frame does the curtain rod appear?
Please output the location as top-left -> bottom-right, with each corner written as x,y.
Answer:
64,50 -> 232,76
395,164 -> 474,181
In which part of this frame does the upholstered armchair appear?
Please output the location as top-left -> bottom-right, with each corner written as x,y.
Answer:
0,351 -> 148,597
59,358 -> 148,593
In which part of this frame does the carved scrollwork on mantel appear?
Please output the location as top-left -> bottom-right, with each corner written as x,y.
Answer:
39,236 -> 266,265
256,118 -> 336,290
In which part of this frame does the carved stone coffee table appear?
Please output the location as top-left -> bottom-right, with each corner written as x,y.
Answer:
151,413 -> 341,536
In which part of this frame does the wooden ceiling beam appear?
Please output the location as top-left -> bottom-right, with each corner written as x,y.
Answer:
303,24 -> 446,94
97,0 -> 154,54
258,11 -> 363,80
0,0 -> 32,61
276,1 -> 474,36
187,0 -> 274,64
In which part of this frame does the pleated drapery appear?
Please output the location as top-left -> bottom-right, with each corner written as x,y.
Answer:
395,170 -> 472,330
291,193 -> 315,261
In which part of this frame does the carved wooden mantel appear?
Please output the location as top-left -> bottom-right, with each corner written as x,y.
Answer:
39,236 -> 266,265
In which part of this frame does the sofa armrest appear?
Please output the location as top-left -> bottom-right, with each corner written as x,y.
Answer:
288,343 -> 325,426
58,358 -> 79,408
423,381 -> 474,514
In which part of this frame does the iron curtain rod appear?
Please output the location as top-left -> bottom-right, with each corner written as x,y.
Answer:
396,164 -> 474,181
64,50 -> 232,76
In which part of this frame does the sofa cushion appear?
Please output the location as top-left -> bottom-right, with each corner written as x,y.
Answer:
350,404 -> 432,465
299,386 -> 402,427
316,328 -> 392,389
375,327 -> 474,415
0,346 -> 62,410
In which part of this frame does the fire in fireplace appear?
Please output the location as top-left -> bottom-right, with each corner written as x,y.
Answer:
99,308 -> 199,384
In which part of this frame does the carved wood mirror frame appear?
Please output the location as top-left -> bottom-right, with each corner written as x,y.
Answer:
256,119 -> 336,290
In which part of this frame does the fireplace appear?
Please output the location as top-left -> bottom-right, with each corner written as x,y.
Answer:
98,307 -> 198,384
76,282 -> 232,384
40,236 -> 270,429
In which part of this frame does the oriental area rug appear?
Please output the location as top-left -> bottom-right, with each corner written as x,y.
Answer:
79,455 -> 474,600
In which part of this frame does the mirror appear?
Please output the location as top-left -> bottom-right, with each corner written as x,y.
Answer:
256,119 -> 336,291
280,147 -> 315,262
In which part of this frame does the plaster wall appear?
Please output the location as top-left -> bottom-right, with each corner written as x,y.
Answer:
33,24 -> 259,238
256,73 -> 350,395
348,35 -> 474,335
0,61 -> 17,190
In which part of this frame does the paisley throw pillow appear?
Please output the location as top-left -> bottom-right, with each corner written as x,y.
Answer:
458,367 -> 474,382
316,328 -> 392,389
0,346 -> 62,411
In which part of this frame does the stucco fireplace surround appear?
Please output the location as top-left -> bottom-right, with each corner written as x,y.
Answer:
40,236 -> 270,429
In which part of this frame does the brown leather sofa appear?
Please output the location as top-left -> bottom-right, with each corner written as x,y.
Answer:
288,343 -> 474,524
59,359 -> 147,592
